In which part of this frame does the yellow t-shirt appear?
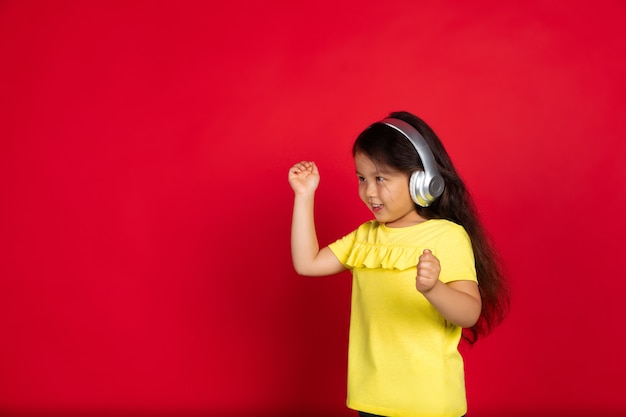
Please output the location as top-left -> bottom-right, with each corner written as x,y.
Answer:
328,219 -> 477,417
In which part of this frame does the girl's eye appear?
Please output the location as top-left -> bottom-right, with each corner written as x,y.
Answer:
376,176 -> 384,182
357,176 -> 366,183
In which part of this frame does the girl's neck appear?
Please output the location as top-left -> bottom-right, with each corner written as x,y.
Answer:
384,213 -> 428,228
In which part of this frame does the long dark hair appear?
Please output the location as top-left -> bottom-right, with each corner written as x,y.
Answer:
353,111 -> 509,344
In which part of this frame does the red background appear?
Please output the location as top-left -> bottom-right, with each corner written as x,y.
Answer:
1,1 -> 625,416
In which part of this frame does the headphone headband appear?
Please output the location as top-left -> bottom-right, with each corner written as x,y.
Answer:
377,117 -> 445,206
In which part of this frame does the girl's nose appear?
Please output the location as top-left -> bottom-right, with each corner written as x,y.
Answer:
366,182 -> 377,197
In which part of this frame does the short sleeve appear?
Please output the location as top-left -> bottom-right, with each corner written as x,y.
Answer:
328,229 -> 357,268
435,225 -> 477,284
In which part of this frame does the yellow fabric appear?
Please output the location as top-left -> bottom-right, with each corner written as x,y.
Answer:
328,219 -> 477,417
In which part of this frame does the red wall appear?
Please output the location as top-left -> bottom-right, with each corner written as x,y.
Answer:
1,1 -> 625,416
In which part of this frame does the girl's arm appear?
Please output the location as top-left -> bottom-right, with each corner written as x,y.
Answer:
416,249 -> 482,328
288,161 -> 346,277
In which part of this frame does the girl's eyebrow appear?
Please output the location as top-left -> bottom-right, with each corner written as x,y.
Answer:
355,170 -> 380,176
356,167 -> 396,176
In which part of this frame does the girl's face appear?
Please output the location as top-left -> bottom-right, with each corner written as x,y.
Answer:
354,152 -> 425,228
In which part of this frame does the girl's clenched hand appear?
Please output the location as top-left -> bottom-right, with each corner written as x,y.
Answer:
288,161 -> 320,195
416,249 -> 441,293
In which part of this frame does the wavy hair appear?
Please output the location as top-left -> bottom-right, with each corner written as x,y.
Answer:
352,111 -> 509,344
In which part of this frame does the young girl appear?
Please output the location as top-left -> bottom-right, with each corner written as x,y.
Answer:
288,111 -> 509,417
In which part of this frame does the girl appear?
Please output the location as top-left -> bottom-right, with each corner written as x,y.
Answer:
288,111 -> 509,417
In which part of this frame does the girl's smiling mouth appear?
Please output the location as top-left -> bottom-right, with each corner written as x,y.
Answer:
371,203 -> 383,212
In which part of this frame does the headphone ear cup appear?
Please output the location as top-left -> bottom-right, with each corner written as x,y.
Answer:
410,171 -> 429,207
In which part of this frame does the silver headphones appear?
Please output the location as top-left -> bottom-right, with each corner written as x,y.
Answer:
378,118 -> 445,207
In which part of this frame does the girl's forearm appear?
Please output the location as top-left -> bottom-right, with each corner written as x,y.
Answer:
290,193 -> 320,275
421,281 -> 482,328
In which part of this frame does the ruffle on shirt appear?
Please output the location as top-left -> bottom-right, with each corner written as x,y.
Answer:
344,241 -> 422,271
